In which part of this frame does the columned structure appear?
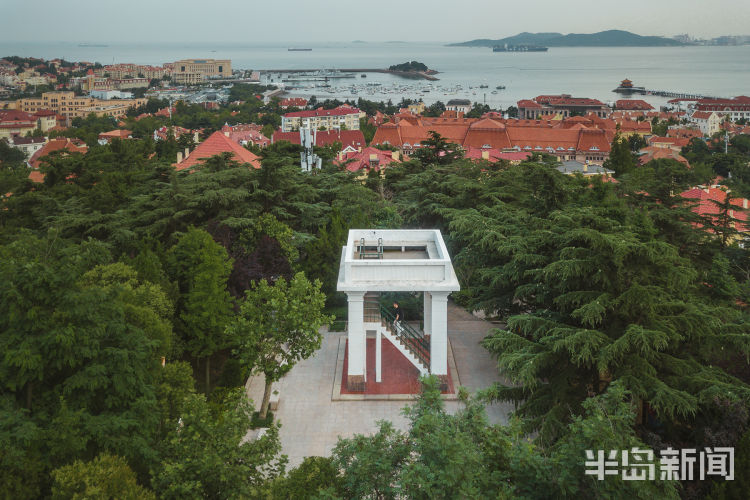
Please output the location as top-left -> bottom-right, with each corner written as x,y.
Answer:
337,229 -> 460,391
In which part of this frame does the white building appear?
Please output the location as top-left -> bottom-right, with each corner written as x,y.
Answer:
9,135 -> 46,159
690,111 -> 723,136
336,229 -> 460,391
446,99 -> 472,114
90,89 -> 134,100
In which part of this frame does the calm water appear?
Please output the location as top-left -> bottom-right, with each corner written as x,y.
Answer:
2,41 -> 749,109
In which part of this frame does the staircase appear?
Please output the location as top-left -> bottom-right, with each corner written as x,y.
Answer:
379,304 -> 430,375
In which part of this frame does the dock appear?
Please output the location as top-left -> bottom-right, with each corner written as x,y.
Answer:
260,68 -> 439,81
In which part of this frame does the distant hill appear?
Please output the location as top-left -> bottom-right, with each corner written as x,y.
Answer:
449,30 -> 684,47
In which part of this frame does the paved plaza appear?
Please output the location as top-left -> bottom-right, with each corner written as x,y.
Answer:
245,301 -> 514,466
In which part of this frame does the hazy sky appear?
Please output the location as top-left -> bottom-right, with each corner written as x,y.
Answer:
3,0 -> 749,43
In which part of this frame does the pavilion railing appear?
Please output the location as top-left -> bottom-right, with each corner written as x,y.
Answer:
379,304 -> 430,371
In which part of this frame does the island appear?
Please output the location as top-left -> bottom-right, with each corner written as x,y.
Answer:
386,61 -> 439,80
449,30 -> 685,48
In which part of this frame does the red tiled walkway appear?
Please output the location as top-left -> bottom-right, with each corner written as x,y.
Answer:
341,338 -> 454,395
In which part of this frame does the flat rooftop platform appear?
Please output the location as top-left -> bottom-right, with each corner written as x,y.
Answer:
338,229 -> 460,293
354,249 -> 429,260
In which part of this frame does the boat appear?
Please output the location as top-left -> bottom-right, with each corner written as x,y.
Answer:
361,74 -> 367,78
492,44 -> 548,52
288,48 -> 312,51
78,43 -> 108,47
479,84 -> 488,88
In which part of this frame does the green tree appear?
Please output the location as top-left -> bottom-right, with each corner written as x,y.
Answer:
168,227 -> 234,392
51,454 -> 156,500
449,203 -> 750,443
152,388 -> 285,499
269,456 -> 342,499
413,131 -> 463,166
227,272 -> 332,418
603,133 -> 636,176
329,421 -> 411,499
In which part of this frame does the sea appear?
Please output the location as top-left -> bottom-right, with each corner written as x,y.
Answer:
2,41 -> 749,110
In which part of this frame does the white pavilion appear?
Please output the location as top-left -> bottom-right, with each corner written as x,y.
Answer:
336,229 -> 460,391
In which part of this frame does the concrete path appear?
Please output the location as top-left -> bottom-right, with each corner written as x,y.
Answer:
245,301 -> 514,467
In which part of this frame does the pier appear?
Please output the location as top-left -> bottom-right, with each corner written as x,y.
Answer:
612,80 -> 722,100
617,88 -> 721,100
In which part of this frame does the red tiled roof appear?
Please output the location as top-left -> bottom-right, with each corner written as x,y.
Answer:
175,131 -> 261,170
615,99 -> 654,111
692,111 -> 715,120
0,109 -> 37,127
98,129 -> 132,139
372,114 -> 614,154
279,97 -> 308,108
667,128 -> 703,139
517,99 -> 542,109
695,96 -> 750,112
335,147 -> 401,172
639,146 -> 690,167
29,138 -> 88,170
680,186 -> 749,232
648,136 -> 691,148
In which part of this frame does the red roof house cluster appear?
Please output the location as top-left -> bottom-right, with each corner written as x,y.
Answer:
371,113 -> 613,163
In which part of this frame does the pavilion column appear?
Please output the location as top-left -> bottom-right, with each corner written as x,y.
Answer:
423,291 -> 432,336
346,291 -> 366,391
429,292 -> 450,388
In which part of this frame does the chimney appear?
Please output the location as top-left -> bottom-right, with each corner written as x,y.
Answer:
369,154 -> 378,162
176,151 -> 183,163
392,151 -> 400,161
583,161 -> 588,173
744,199 -> 749,209
481,150 -> 490,160
193,131 -> 199,142
184,147 -> 189,159
224,130 -> 230,137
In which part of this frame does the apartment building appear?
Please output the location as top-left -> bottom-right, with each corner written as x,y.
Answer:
281,106 -> 361,132
17,91 -> 146,119
171,59 -> 232,85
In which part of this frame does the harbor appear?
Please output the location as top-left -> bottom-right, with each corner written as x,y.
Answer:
259,68 -> 439,81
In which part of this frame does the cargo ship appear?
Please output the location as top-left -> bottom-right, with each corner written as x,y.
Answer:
288,48 -> 312,51
493,44 -> 548,52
